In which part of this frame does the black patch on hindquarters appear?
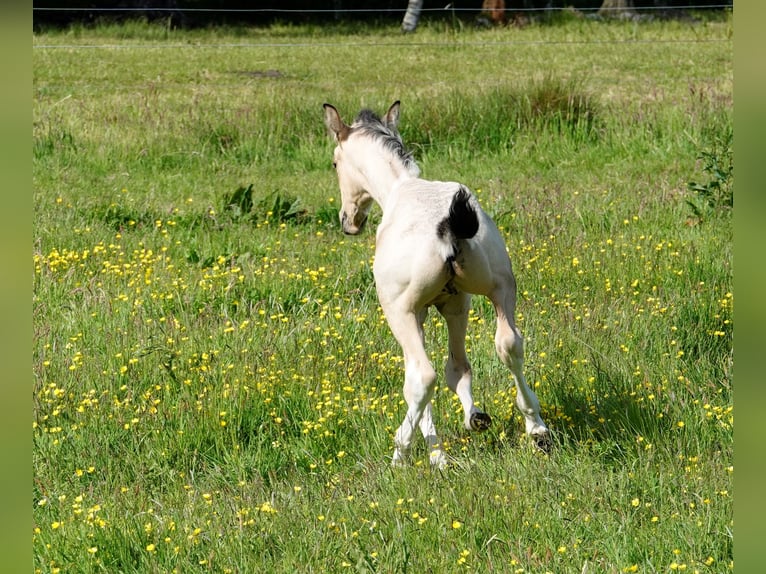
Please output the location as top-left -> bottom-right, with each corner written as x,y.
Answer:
448,186 -> 480,240
437,186 -> 479,248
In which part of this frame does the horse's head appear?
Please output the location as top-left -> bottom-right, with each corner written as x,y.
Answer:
323,101 -> 402,235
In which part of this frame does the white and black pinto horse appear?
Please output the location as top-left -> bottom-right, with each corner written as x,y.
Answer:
323,101 -> 550,467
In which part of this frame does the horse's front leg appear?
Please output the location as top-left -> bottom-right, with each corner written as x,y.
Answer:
438,293 -> 492,432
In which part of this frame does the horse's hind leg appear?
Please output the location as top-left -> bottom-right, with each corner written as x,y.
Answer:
490,286 -> 551,451
438,293 -> 492,432
387,307 -> 446,467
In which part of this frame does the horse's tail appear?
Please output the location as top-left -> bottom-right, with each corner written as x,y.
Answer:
439,185 -> 479,241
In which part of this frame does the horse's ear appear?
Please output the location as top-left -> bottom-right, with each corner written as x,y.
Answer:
323,103 -> 349,142
383,100 -> 401,132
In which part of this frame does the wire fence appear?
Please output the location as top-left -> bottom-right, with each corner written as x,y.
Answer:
32,4 -> 734,14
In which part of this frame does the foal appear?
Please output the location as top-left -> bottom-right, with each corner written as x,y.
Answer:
323,101 -> 550,467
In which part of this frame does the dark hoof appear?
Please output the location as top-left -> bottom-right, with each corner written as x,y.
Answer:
469,412 -> 492,432
532,432 -> 552,454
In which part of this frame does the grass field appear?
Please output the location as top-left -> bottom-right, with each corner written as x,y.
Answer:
33,12 -> 733,573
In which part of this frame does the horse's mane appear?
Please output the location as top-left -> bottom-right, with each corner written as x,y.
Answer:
352,109 -> 417,172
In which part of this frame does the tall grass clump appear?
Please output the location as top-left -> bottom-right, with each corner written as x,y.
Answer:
686,125 -> 733,222
405,76 -> 599,156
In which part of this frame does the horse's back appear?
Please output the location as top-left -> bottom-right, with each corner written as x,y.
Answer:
377,178 -> 470,256
387,178 -> 463,218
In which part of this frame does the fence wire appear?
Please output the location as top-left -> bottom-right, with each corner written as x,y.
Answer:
33,4 -> 733,13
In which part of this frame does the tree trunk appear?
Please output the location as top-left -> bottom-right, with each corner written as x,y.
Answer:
401,0 -> 424,32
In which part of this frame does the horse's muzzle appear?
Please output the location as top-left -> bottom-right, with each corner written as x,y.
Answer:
341,211 -> 367,235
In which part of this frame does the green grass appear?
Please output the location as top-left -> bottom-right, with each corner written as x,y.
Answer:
33,15 -> 733,573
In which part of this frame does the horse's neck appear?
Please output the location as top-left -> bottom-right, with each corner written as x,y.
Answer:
366,164 -> 416,212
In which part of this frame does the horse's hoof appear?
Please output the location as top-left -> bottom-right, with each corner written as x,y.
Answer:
391,448 -> 409,467
469,412 -> 492,432
532,431 -> 552,454
429,449 -> 448,469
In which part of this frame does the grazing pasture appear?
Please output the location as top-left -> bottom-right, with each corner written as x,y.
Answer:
33,14 -> 733,573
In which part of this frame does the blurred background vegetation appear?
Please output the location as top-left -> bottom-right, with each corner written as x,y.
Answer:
34,0 -> 733,30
